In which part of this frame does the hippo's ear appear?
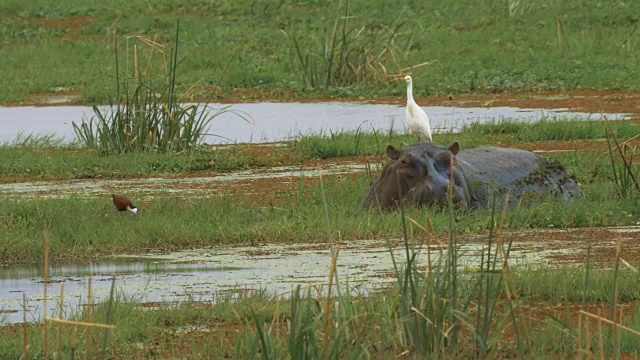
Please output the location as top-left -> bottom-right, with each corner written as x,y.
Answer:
448,142 -> 460,155
386,145 -> 401,160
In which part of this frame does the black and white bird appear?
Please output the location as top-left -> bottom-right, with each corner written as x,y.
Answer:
404,75 -> 433,142
112,194 -> 138,214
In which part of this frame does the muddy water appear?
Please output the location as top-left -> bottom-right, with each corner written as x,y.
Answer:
2,226 -> 640,325
0,103 -> 627,144
0,162 -> 369,198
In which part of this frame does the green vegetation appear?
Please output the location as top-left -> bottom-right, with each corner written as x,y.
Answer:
460,117 -> 640,142
2,232 -> 640,358
1,169 -> 638,263
72,22 -> 253,154
2,0 -> 640,104
0,144 -> 291,182
297,117 -> 640,159
3,1 -> 640,357
1,121 -> 639,358
2,118 -> 639,263
2,117 -> 637,182
2,132 -> 66,148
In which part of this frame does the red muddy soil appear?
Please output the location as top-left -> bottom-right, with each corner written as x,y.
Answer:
23,16 -> 94,30
207,88 -> 640,117
21,15 -> 94,42
6,87 -> 640,119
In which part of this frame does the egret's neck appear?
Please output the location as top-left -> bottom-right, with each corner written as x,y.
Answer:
406,81 -> 414,102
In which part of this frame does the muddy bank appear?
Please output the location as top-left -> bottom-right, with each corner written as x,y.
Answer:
6,89 -> 640,119
0,160 -> 372,203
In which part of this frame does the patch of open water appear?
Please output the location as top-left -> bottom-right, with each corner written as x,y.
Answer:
3,226 -> 639,325
0,102 -> 628,144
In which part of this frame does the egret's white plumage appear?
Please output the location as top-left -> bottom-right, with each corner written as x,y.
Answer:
404,75 -> 432,142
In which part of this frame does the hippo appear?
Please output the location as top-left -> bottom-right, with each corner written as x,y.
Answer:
362,142 -> 584,210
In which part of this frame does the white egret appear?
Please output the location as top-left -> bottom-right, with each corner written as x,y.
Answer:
404,75 -> 432,142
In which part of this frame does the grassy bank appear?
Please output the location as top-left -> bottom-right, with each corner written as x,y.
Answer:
1,172 -> 638,263
2,118 -> 638,182
2,0 -> 640,104
0,143 -> 294,183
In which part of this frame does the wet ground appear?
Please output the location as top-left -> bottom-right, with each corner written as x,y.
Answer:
2,90 -> 640,327
2,226 -> 639,324
0,161 -> 371,200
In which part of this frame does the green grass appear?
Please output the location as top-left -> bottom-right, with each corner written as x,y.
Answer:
1,116 -> 635,182
1,171 -> 638,263
72,21 -> 253,154
461,117 -> 640,142
0,144 -> 292,182
2,0 -> 640,103
2,132 -> 66,148
2,118 -> 639,263
296,117 -> 639,158
1,117 -> 640,358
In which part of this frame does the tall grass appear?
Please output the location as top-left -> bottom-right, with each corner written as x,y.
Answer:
2,132 -> 67,148
72,22 -> 251,154
604,124 -> 640,200
5,267 -> 640,358
285,0 -> 430,90
4,183 -> 640,357
244,179 -> 640,358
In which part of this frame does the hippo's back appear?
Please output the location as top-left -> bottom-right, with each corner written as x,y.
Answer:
457,146 -> 539,186
457,146 -> 584,208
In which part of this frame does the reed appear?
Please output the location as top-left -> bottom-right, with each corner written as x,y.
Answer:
604,122 -> 640,200
285,0 -> 430,90
72,22 -> 251,154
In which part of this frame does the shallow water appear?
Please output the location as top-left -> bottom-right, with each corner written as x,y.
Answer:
3,226 -> 639,325
0,102 -> 627,144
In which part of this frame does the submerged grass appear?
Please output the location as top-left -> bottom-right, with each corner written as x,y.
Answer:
1,132 -> 67,148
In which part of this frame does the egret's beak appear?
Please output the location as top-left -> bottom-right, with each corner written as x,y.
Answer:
388,74 -> 406,82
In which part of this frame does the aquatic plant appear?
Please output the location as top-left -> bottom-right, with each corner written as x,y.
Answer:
72,22 -> 251,154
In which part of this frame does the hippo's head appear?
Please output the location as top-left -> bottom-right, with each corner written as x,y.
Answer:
363,142 -> 470,210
